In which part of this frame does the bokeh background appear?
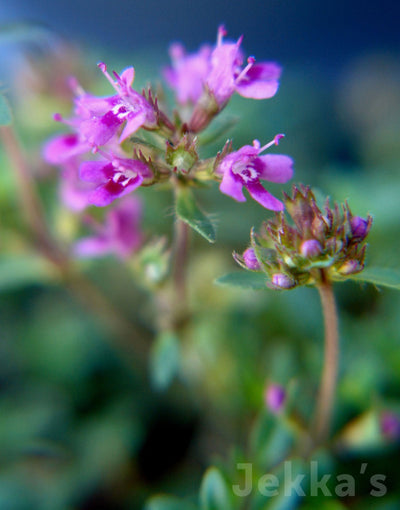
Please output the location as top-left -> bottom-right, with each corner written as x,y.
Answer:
0,1 -> 400,509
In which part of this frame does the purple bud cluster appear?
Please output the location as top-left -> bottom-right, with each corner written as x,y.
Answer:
235,185 -> 372,289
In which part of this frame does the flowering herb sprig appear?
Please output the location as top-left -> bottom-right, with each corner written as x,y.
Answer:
43,26 -> 291,240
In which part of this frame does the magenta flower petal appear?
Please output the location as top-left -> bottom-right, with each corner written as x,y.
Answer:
235,79 -> 279,99
245,62 -> 281,81
207,42 -> 239,106
118,110 -> 147,142
258,155 -> 294,183
164,43 -> 212,104
246,181 -> 284,210
80,161 -> 113,183
88,174 -> 143,207
220,170 -> 246,202
74,196 -> 143,259
43,134 -> 90,164
74,237 -> 111,257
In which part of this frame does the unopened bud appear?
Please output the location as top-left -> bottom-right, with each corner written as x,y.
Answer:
243,248 -> 261,270
300,239 -> 322,258
271,273 -> 295,289
337,259 -> 362,275
350,216 -> 369,241
265,384 -> 286,414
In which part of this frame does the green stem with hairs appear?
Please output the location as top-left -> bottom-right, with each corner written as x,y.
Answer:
313,272 -> 339,445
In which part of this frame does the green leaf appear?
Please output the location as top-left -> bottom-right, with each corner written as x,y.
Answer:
149,331 -> 180,391
175,186 -> 216,243
215,271 -> 269,290
0,255 -> 54,292
0,94 -> 12,126
145,495 -> 196,510
346,267 -> 400,290
200,467 -> 232,510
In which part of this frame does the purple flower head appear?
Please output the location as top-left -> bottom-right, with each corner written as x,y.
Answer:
216,135 -> 293,210
74,63 -> 157,147
79,150 -> 152,207
206,25 -> 281,108
265,384 -> 286,414
75,196 -> 143,259
164,43 -> 212,104
243,248 -> 261,270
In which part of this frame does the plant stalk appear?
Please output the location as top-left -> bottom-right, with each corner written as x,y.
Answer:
313,274 -> 339,445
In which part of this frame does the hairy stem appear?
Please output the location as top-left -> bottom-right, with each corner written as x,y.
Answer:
0,126 -> 65,265
313,275 -> 339,445
172,217 -> 190,305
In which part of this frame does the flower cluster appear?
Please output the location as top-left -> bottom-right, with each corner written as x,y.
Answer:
43,26 -> 293,226
235,185 -> 372,289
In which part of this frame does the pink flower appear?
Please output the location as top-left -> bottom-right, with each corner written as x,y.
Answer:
79,152 -> 152,207
74,63 -> 157,146
74,197 -> 143,259
163,43 -> 212,104
206,26 -> 281,108
216,136 -> 293,210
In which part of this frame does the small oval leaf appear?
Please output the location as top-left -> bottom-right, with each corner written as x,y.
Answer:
200,467 -> 233,510
215,271 -> 269,290
346,267 -> 400,290
176,187 -> 216,243
149,331 -> 180,391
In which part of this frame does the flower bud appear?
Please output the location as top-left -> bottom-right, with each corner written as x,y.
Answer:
300,239 -> 322,258
271,273 -> 295,289
350,216 -> 369,241
380,411 -> 400,441
265,384 -> 286,414
337,260 -> 362,275
243,248 -> 261,270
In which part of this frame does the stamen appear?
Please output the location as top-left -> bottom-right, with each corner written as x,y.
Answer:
235,56 -> 255,84
217,25 -> 227,46
97,62 -> 120,94
257,134 -> 285,153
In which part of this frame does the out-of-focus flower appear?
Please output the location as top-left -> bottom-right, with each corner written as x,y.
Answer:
207,25 -> 281,108
215,136 -> 293,210
380,411 -> 400,441
79,153 -> 152,207
74,196 -> 143,259
59,159 -> 98,212
265,384 -> 286,414
163,43 -> 212,104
